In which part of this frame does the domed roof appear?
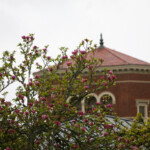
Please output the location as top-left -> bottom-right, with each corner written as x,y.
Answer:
87,46 -> 150,66
61,34 -> 150,68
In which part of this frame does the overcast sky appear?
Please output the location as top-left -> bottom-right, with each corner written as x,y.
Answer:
1,0 -> 150,101
1,0 -> 150,62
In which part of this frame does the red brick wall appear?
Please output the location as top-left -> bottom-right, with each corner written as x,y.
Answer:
97,73 -> 150,118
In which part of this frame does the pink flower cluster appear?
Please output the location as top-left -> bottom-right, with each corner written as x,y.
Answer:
55,121 -> 61,126
72,49 -> 78,55
22,35 -> 34,42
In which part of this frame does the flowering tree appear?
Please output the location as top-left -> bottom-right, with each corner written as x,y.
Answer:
0,34 -> 148,150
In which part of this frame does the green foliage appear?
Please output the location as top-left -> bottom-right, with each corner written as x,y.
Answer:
0,34 -> 150,150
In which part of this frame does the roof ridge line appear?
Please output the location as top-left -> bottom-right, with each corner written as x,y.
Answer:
104,47 -> 129,64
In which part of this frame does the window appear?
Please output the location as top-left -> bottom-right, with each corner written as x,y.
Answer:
99,91 -> 116,105
100,94 -> 113,106
85,96 -> 97,113
70,96 -> 82,111
139,106 -> 145,117
136,100 -> 150,118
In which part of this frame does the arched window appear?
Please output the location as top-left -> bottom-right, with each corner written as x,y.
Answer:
85,96 -> 97,113
100,94 -> 113,105
99,91 -> 116,105
69,96 -> 82,111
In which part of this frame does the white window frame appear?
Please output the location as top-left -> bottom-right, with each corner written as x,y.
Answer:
98,91 -> 116,104
136,100 -> 150,118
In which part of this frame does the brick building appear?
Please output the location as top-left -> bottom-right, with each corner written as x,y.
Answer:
35,35 -> 150,119
62,35 -> 150,119
87,35 -> 150,119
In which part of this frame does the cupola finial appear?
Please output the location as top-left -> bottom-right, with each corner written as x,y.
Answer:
100,33 -> 104,47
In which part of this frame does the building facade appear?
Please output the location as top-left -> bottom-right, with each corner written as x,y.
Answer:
63,35 -> 150,119
35,35 -> 150,119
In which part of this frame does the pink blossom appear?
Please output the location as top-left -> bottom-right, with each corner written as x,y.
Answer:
131,146 -> 139,150
78,111 -> 84,116
18,94 -> 24,99
112,75 -> 116,79
26,36 -> 29,40
72,120 -> 76,123
40,97 -> 46,101
88,65 -> 93,70
108,70 -> 113,74
75,124 -> 79,128
67,62 -> 72,66
10,120 -> 15,124
81,127 -> 86,132
103,132 -> 108,136
22,36 -> 26,39
1,98 -> 5,102
5,101 -> 11,106
32,110 -> 36,113
33,45 -> 37,49
100,58 -> 104,63
103,82 -> 108,86
48,67 -> 53,72
90,122 -> 94,126
72,49 -> 78,55
84,85 -> 89,89
8,129 -> 15,134
81,78 -> 87,82
84,119 -> 88,123
28,103 -> 33,107
65,104 -> 69,107
55,121 -> 61,126
35,81 -> 40,86
43,48 -> 47,52
50,103 -> 54,107
25,111 -> 29,116
11,76 -> 15,80
100,76 -> 104,79
47,56 -> 51,60
29,82 -> 33,86
62,55 -> 68,59
80,50 -> 86,54
36,139 -> 40,145
35,75 -> 39,79
56,143 -> 60,147
106,103 -> 112,108
96,102 -> 101,105
125,139 -> 129,144
118,137 -> 123,141
14,109 -> 20,114
92,107 -> 96,111
5,147 -> 11,150
72,145 -> 78,149
108,124 -> 114,128
120,144 -> 125,148
42,114 -> 48,120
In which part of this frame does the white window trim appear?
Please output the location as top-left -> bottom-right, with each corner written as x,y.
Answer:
136,100 -> 150,118
67,93 -> 99,113
82,93 -> 98,113
98,91 -> 116,104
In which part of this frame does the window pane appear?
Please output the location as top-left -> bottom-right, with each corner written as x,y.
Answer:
70,97 -> 81,111
100,94 -> 112,105
85,96 -> 96,113
139,106 -> 145,117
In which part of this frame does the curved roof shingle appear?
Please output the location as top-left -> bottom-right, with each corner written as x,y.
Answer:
61,46 -> 150,68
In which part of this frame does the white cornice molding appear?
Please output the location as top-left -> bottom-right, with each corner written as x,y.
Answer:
117,80 -> 150,84
33,64 -> 150,76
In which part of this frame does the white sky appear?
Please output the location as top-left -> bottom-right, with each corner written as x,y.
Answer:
0,0 -> 150,100
0,0 -> 150,61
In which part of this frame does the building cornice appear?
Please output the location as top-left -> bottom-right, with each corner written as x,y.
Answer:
33,64 -> 150,76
